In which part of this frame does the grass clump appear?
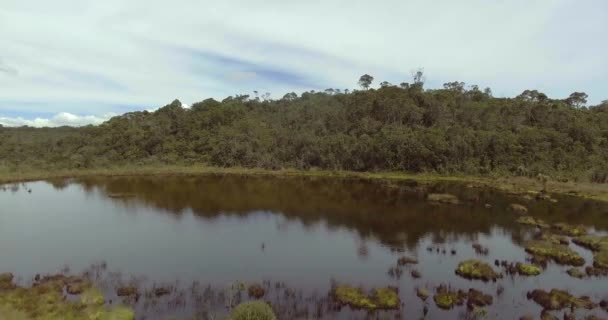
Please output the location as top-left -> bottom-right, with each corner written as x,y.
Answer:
455,259 -> 501,281
333,285 -> 399,310
524,241 -> 585,266
229,301 -> 276,320
0,276 -> 134,320
516,263 -> 542,276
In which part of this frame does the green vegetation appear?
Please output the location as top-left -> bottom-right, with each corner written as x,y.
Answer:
516,263 -> 542,276
2,75 -> 608,187
527,289 -> 596,310
455,259 -> 501,281
0,276 -> 134,320
332,285 -> 399,310
229,302 -> 276,320
524,241 -> 585,266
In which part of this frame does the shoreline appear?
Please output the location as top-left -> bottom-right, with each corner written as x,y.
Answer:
2,165 -> 608,202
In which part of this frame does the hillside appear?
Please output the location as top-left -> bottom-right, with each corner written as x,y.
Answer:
2,77 -> 608,183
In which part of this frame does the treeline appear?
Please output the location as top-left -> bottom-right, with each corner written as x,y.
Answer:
1,74 -> 608,182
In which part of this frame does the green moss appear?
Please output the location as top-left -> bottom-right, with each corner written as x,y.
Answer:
566,268 -> 586,279
427,193 -> 459,204
524,241 -> 585,266
594,248 -> 608,269
551,223 -> 587,237
516,216 -> 549,228
573,235 -> 608,251
374,287 -> 400,309
528,289 -> 596,310
455,259 -> 501,281
229,302 -> 276,320
0,279 -> 133,320
433,286 -> 465,310
333,285 -> 399,310
516,263 -> 542,276
538,233 -> 569,245
509,203 -> 528,214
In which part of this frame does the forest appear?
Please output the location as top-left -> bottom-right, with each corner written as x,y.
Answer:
1,74 -> 608,183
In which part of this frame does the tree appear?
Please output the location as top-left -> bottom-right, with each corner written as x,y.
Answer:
565,92 -> 588,108
282,92 -> 298,101
379,81 -> 392,88
358,74 -> 374,90
443,81 -> 465,93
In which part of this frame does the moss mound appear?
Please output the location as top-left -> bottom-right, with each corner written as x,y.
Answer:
433,289 -> 465,310
516,263 -> 542,276
516,216 -> 549,228
230,301 -> 276,320
527,289 -> 596,310
427,193 -> 459,204
524,241 -> 585,266
566,268 -> 586,279
455,259 -> 501,281
551,223 -> 587,237
594,248 -> 608,269
333,285 -> 399,310
0,277 -> 134,320
573,235 -> 608,251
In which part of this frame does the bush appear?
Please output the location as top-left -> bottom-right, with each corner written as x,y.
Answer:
229,301 -> 276,320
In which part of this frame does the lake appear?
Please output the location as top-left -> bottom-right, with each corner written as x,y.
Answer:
1,175 -> 607,319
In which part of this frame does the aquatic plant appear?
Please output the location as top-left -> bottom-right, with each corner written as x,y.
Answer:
508,203 -> 528,214
524,241 -> 585,266
427,193 -> 460,204
526,289 -> 596,310
433,285 -> 466,310
516,263 -> 542,276
332,285 -> 399,310
455,260 -> 501,281
573,235 -> 608,251
516,216 -> 549,228
566,268 -> 585,279
0,276 -> 134,320
551,223 -> 587,237
229,301 -> 276,320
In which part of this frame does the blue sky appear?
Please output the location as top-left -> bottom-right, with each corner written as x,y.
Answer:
1,0 -> 607,127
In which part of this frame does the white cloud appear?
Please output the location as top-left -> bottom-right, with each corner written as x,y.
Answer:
0,0 -> 607,125
0,112 -> 116,127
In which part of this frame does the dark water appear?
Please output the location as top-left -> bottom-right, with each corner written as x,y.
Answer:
1,175 -> 608,319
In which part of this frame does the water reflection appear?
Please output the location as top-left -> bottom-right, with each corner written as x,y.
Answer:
1,176 -> 608,319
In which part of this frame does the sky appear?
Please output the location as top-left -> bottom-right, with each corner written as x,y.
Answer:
1,0 -> 607,127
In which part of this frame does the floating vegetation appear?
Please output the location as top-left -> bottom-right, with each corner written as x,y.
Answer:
516,263 -> 542,276
229,301 -> 276,320
0,275 -> 134,320
516,216 -> 549,228
566,268 -> 586,279
416,287 -> 430,301
396,256 -> 418,266
332,285 -> 399,310
248,283 -> 266,299
455,260 -> 501,281
551,223 -> 587,237
573,235 -> 608,251
527,289 -> 596,310
508,203 -> 528,214
524,241 -> 585,266
427,193 -> 460,204
433,285 -> 465,310
538,232 -> 569,245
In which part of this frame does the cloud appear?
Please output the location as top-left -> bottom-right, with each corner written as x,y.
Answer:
0,112 -> 116,127
0,59 -> 18,76
0,0 -> 607,126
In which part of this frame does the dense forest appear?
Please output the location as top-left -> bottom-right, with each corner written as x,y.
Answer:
1,74 -> 608,182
